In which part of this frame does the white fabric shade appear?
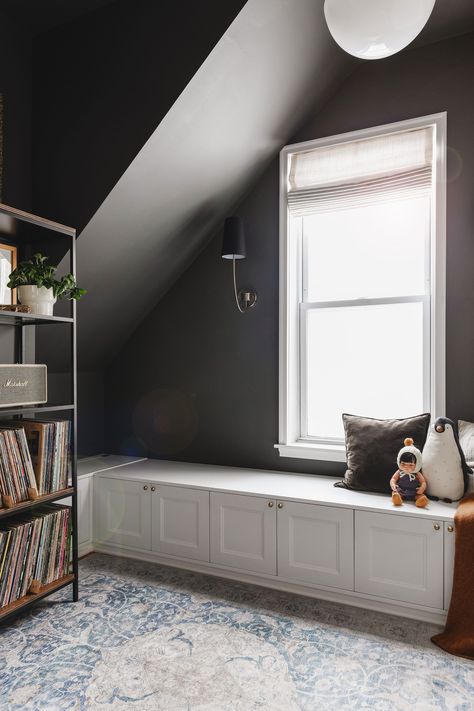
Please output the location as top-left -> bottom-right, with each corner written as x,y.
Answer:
288,127 -> 433,214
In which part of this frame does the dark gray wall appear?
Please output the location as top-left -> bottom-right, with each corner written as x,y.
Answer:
32,0 -> 247,233
0,12 -> 32,210
106,31 -> 473,474
0,12 -> 32,364
77,371 -> 105,456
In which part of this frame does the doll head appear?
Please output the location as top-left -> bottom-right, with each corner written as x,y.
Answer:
397,437 -> 422,473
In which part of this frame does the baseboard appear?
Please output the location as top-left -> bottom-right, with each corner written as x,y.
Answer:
93,541 -> 447,625
79,542 -> 94,558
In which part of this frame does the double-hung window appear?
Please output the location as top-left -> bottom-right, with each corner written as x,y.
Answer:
277,114 -> 446,462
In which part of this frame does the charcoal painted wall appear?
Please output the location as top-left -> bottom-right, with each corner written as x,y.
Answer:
106,31 -> 473,474
0,12 -> 32,364
32,0 -> 247,232
0,12 -> 32,210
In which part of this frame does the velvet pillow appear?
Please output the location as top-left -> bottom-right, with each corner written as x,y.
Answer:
335,412 -> 431,494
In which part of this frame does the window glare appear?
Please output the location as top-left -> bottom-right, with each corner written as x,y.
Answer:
305,302 -> 425,440
303,196 -> 430,303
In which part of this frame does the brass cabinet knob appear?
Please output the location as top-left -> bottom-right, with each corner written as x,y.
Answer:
151,486 -> 156,492
277,502 -> 283,509
447,525 -> 454,533
433,523 -> 440,531
268,501 -> 274,508
143,485 -> 148,491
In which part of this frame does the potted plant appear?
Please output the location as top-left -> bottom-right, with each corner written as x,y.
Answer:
8,253 -> 86,316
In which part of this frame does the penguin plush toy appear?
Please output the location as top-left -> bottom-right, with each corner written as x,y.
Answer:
422,417 -> 472,502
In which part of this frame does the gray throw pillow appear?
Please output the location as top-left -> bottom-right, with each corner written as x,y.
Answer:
335,412 -> 431,494
458,419 -> 474,461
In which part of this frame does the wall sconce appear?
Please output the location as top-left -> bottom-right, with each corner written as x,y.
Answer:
221,216 -> 257,313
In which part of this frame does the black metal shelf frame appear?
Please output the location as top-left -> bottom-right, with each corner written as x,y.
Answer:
0,202 -> 78,617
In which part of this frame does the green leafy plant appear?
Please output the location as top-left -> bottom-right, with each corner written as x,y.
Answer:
7,253 -> 87,300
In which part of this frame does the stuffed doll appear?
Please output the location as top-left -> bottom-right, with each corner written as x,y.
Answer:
390,437 -> 429,508
422,417 -> 472,502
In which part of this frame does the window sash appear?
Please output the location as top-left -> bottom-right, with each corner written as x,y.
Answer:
299,296 -> 431,445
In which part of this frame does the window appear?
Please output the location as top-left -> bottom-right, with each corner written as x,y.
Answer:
277,114 -> 446,462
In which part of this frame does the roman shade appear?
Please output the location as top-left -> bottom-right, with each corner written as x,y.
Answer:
287,127 -> 433,215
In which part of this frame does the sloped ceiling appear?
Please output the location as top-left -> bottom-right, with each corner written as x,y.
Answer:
75,0 -> 353,369
74,0 -> 474,370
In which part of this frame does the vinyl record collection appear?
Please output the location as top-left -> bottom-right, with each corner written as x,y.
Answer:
0,424 -> 38,506
0,420 -> 71,506
22,420 -> 71,495
0,505 -> 71,607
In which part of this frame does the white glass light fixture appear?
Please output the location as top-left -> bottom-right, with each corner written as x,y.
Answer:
324,0 -> 436,60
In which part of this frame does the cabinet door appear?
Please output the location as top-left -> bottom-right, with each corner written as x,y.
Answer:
444,522 -> 455,610
77,476 -> 92,546
355,511 -> 443,608
278,501 -> 354,590
151,484 -> 209,561
210,493 -> 276,574
94,477 -> 151,550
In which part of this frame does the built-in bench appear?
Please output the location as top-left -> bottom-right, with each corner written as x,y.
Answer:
78,456 -> 457,624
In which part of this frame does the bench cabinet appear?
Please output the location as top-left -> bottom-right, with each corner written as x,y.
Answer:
89,461 -> 456,623
354,510 -> 444,608
277,500 -> 354,590
210,492 -> 276,574
94,477 -> 210,562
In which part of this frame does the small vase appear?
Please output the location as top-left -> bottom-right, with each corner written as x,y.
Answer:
17,285 -> 57,316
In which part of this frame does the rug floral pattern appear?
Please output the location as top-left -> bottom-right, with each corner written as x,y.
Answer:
0,554 -> 473,710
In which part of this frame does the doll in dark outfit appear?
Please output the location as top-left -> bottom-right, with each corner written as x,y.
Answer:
390,437 -> 429,508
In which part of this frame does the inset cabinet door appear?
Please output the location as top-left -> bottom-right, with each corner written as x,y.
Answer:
210,493 -> 276,574
151,484 -> 209,562
355,511 -> 444,608
444,522 -> 455,610
278,501 -> 354,590
94,477 -> 151,550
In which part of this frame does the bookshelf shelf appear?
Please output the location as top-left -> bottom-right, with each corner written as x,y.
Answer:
0,202 -> 78,623
0,404 -> 74,416
0,488 -> 74,520
0,311 -> 74,326
0,574 -> 75,622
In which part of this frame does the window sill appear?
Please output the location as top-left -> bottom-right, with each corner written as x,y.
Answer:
275,442 -> 346,463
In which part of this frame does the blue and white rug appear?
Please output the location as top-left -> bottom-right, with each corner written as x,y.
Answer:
0,553 -> 473,710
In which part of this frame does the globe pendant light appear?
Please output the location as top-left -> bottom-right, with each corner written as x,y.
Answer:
324,0 -> 436,60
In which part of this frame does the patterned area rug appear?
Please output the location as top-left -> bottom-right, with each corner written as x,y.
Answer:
0,553 -> 473,710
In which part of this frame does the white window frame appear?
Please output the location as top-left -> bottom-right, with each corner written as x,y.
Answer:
276,113 -> 447,463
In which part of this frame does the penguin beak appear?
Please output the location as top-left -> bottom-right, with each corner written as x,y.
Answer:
435,423 -> 445,433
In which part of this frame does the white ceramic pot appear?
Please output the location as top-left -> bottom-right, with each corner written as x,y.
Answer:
17,285 -> 57,316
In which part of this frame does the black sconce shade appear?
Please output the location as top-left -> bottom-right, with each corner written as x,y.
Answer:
221,216 -> 246,260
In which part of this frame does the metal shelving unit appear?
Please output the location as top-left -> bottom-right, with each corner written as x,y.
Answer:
0,202 -> 78,622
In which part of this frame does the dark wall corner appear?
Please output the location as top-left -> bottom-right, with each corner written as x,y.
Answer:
78,370 -> 105,456
0,12 -> 32,210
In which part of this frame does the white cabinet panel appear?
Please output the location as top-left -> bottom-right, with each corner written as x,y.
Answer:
210,493 -> 276,574
152,484 -> 209,561
278,501 -> 354,590
355,511 -> 443,608
94,477 -> 151,550
77,477 -> 92,546
444,522 -> 455,610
